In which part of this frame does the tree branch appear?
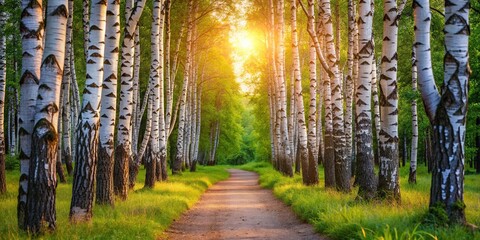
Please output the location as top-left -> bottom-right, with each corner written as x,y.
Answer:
430,7 -> 445,17
298,0 -> 334,79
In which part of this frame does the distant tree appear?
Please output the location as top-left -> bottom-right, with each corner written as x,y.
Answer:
409,46 -> 418,184
0,0 -> 7,195
173,0 -> 194,175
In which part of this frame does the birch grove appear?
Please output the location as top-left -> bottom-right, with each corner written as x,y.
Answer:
0,0 -> 475,234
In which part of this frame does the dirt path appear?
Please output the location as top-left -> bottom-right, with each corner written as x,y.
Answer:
165,169 -> 326,240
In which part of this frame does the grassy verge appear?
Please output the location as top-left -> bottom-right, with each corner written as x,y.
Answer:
0,165 -> 229,239
240,161 -> 480,239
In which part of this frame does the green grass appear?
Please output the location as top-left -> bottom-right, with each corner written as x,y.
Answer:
0,165 -> 229,239
240,161 -> 480,240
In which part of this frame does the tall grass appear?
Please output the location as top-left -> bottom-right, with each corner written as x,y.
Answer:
0,165 -> 229,239
241,162 -> 480,240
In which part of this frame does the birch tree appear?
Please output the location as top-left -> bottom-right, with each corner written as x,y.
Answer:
276,0 -> 293,177
290,0 -> 309,185
0,0 -> 6,195
114,0 -> 146,198
17,0 -> 44,229
414,0 -> 470,225
319,0 -> 349,192
409,46 -> 418,184
26,0 -> 68,232
96,0 -> 120,205
70,0 -> 107,222
61,0 -> 74,175
306,0 -> 318,185
377,0 -> 404,202
173,0 -> 194,175
345,0 -> 355,178
355,0 -> 376,201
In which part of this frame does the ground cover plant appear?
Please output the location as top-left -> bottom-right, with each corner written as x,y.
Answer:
240,162 -> 480,240
0,166 -> 229,239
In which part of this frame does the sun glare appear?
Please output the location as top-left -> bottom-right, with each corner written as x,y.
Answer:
231,30 -> 256,53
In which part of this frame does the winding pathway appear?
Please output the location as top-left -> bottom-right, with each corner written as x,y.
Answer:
165,169 -> 326,239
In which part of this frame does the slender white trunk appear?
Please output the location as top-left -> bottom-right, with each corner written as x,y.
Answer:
114,0 -> 146,199
173,0 -> 194,174
18,0 -> 44,229
345,0 -> 355,174
409,46 -> 418,184
290,0 -> 308,184
96,0 -> 120,205
320,0 -> 349,192
378,0 -> 401,202
276,0 -> 293,177
70,0 -> 107,222
355,0 -> 376,201
0,0 -> 6,194
306,0 -> 318,185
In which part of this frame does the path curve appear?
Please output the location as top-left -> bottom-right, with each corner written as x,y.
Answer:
165,169 -> 326,240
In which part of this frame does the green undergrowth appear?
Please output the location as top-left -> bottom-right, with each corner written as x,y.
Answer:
0,165 -> 229,239
240,161 -> 480,240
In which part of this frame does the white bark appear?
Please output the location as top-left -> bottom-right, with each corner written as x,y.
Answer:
409,46 -> 418,184
70,0 -> 107,222
28,0 -> 68,231
378,0 -> 401,201
17,0 -> 44,228
413,0 -> 440,122
355,0 -> 376,200
307,0 -> 318,185
320,0 -> 349,192
173,0 -> 194,174
290,0 -> 308,184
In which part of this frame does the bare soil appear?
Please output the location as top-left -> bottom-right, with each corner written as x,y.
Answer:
165,169 -> 327,240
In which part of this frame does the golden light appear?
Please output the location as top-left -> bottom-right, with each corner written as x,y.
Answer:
231,30 -> 256,53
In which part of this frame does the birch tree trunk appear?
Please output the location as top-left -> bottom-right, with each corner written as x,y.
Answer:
0,0 -> 6,194
320,0 -> 349,192
345,0 -> 355,176
409,46 -> 418,184
114,0 -> 146,198
414,0 -> 470,225
276,0 -> 293,177
96,0 -> 120,205
82,0 -> 89,60
306,0 -> 318,185
158,0 -> 167,180
61,0 -> 74,175
17,0 -> 44,229
70,1 -> 107,222
377,0 -> 401,202
131,27 -> 140,156
144,0 -> 163,188
26,0 -> 68,232
290,0 -> 309,185
355,0 -> 376,201
173,0 -> 194,175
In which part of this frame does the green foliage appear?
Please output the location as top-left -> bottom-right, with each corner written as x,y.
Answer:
240,162 -> 480,240
0,166 -> 229,239
4,154 -> 18,171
